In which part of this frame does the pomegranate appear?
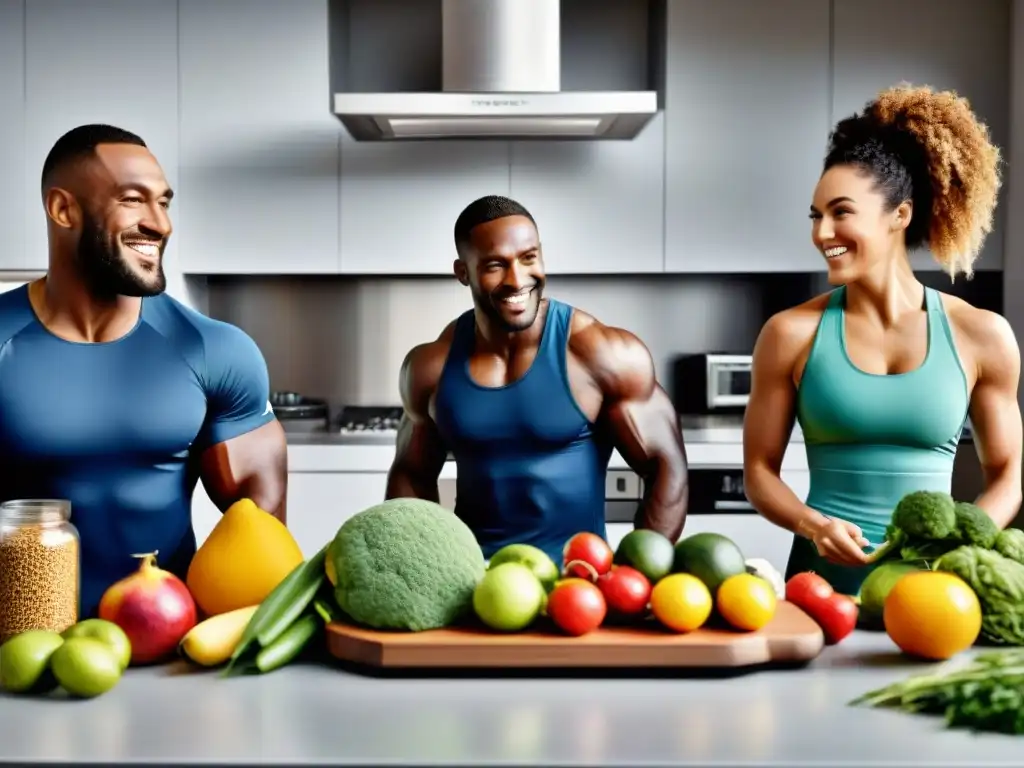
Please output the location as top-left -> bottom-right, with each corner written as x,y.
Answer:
98,551 -> 198,665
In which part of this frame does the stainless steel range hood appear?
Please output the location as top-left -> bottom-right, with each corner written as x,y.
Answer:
332,0 -> 658,141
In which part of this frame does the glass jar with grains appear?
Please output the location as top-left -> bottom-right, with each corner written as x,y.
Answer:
0,499 -> 80,644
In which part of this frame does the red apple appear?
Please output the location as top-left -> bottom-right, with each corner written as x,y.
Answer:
98,551 -> 198,665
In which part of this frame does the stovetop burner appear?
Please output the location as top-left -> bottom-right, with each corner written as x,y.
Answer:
337,406 -> 404,435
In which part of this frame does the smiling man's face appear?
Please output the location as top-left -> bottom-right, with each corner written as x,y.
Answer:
71,142 -> 174,298
458,214 -> 546,333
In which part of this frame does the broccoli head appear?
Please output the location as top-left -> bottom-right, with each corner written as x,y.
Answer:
891,490 -> 957,539
952,501 -> 1000,548
994,528 -> 1024,566
869,490 -> 958,563
329,498 -> 486,631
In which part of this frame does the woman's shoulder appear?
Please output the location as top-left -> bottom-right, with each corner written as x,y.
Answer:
760,291 -> 834,343
754,291 -> 836,368
937,291 -> 1017,351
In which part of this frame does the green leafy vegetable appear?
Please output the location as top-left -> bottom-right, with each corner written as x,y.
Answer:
994,529 -> 1024,566
933,546 -> 1024,646
850,648 -> 1024,734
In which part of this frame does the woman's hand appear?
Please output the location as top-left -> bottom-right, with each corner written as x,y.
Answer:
801,517 -> 871,567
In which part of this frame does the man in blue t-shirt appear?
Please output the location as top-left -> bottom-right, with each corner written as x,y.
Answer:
0,124 -> 287,618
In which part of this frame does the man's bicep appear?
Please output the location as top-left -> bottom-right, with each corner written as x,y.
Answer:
199,421 -> 288,520
605,381 -> 683,472
386,342 -> 449,500
582,326 -> 687,539
586,328 -> 679,470
195,324 -> 286,518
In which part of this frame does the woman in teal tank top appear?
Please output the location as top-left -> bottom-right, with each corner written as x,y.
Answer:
743,84 -> 1022,596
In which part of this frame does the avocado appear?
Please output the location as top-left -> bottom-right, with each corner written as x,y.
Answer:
614,529 -> 675,583
672,532 -> 747,595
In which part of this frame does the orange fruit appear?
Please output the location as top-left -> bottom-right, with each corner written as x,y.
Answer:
650,573 -> 712,632
883,571 -> 982,660
716,573 -> 777,631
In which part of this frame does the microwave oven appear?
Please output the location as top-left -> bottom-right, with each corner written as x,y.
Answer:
671,353 -> 753,415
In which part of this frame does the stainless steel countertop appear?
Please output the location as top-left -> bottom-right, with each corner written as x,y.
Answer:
0,630 -> 1017,766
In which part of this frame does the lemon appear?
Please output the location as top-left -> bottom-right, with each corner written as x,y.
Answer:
717,573 -> 777,631
650,573 -> 712,632
0,630 -> 65,694
50,637 -> 123,698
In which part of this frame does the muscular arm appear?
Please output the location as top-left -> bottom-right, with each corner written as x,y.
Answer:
385,339 -> 450,502
195,323 -> 287,522
200,421 -> 288,521
964,311 -> 1023,527
743,313 -> 828,538
573,321 -> 689,541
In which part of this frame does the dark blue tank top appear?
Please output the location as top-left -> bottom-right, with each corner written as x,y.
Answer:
433,299 -> 611,564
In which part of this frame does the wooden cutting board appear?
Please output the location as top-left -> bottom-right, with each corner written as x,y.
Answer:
325,601 -> 825,669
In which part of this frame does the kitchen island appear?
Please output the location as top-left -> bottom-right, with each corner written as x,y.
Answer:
0,630 -> 1017,766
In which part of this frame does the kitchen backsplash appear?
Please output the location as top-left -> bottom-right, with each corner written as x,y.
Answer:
205,269 -> 1003,410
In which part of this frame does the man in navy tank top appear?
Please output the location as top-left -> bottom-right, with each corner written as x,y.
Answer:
0,124 -> 286,617
386,195 -> 689,564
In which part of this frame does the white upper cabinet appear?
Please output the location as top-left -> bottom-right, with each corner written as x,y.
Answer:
177,0 -> 342,274
663,0 -> 832,274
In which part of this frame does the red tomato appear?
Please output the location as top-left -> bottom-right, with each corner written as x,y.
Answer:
784,572 -> 858,645
562,533 -> 613,579
596,565 -> 651,616
547,579 -> 607,636
815,593 -> 859,645
785,571 -> 833,609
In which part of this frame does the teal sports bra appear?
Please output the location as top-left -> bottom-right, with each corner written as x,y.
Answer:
795,285 -> 970,543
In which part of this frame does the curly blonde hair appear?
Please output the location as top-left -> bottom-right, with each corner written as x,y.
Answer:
824,83 -> 1002,279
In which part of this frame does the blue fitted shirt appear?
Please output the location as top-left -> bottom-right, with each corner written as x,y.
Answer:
0,285 -> 276,618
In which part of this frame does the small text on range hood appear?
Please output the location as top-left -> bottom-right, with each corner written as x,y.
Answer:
332,0 -> 659,141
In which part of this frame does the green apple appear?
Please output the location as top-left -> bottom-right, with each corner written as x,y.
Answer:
0,630 -> 64,694
472,563 -> 546,631
488,543 -> 560,592
62,619 -> 132,671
